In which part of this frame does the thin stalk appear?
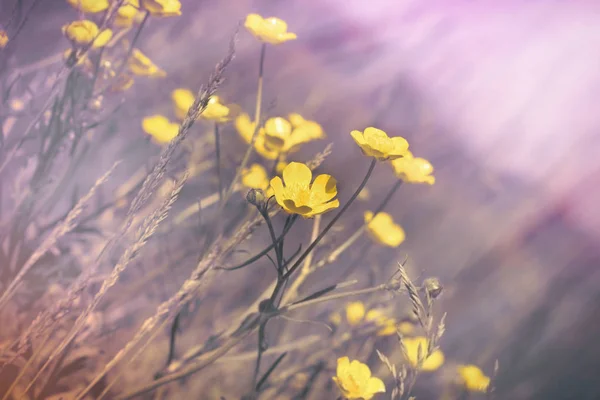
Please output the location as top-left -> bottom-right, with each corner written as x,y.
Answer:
220,43 -> 266,208
214,122 -> 223,204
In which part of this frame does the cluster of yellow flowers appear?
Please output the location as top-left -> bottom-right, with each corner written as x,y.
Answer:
332,301 -> 414,337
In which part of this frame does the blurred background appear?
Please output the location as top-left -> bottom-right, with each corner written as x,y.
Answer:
3,0 -> 600,399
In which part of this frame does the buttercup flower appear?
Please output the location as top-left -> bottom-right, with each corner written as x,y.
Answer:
333,357 -> 386,400
129,49 -> 166,77
264,117 -> 292,151
244,13 -> 297,45
365,309 -> 397,336
115,0 -> 144,28
402,336 -> 445,372
364,211 -> 405,247
62,20 -> 113,48
458,365 -> 491,392
66,0 -> 109,13
172,88 -> 194,121
390,151 -> 435,185
235,113 -> 279,160
140,0 -> 181,17
0,30 -> 9,48
142,115 -> 179,143
351,127 -> 409,161
346,302 -> 366,326
241,164 -> 270,191
269,162 -> 339,218
202,96 -> 234,122
288,113 -> 325,140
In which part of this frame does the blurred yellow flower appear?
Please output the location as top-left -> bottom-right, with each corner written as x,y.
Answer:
244,13 -> 297,45
365,309 -> 398,336
357,187 -> 371,201
264,117 -> 292,150
346,301 -> 366,326
235,113 -> 279,160
364,211 -> 405,248
66,0 -> 109,13
129,49 -> 166,77
0,30 -> 9,48
110,74 -> 135,92
398,321 -> 415,335
142,115 -> 179,143
458,365 -> 490,392
288,113 -> 325,139
172,88 -> 194,120
115,0 -> 143,28
390,151 -> 435,185
202,96 -> 233,123
241,164 -> 270,191
62,20 -> 113,48
276,160 -> 288,175
333,357 -> 386,400
269,162 -> 339,218
140,0 -> 181,16
329,311 -> 342,326
351,127 -> 409,161
402,336 -> 444,372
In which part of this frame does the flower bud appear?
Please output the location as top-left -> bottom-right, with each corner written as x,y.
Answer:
423,277 -> 443,299
246,188 -> 266,208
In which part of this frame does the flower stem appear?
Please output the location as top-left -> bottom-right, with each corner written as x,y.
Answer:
214,122 -> 222,204
272,158 -> 378,304
220,43 -> 266,208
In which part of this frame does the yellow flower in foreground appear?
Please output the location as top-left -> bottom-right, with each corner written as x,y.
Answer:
66,0 -> 109,13
269,162 -> 339,218
241,164 -> 270,191
364,211 -> 405,248
390,151 -> 435,185
142,115 -> 179,143
244,13 -> 297,45
346,302 -> 366,326
402,336 -> 444,372
115,0 -> 143,28
140,0 -> 182,16
172,88 -> 194,120
351,127 -> 409,161
333,357 -> 385,400
129,49 -> 166,77
0,30 -> 9,48
62,20 -> 113,48
202,96 -> 233,122
458,365 -> 491,392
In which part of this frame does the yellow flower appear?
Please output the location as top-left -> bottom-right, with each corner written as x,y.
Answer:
241,164 -> 270,191
364,211 -> 405,248
390,151 -> 435,185
66,0 -> 109,13
142,115 -> 179,143
140,0 -> 181,16
458,365 -> 491,392
333,357 -> 386,400
288,113 -> 325,140
235,113 -> 279,160
129,49 -> 166,77
172,88 -> 194,120
0,30 -> 9,48
398,321 -> 415,335
350,127 -> 409,161
202,96 -> 233,123
329,312 -> 342,326
115,0 -> 143,28
402,336 -> 444,372
346,302 -> 366,326
264,117 -> 292,151
276,161 -> 288,175
244,13 -> 297,45
365,309 -> 397,336
269,162 -> 339,218
62,20 -> 113,48
357,187 -> 371,201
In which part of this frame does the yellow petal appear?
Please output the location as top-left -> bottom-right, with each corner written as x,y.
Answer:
269,177 -> 286,205
350,130 -> 366,146
310,174 -> 337,203
282,162 -> 312,187
365,377 -> 386,396
346,302 -> 365,326
336,356 -> 351,377
307,198 -> 339,217
92,29 -> 113,48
